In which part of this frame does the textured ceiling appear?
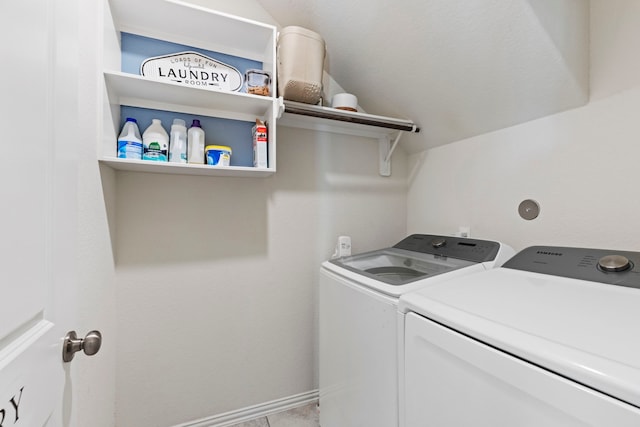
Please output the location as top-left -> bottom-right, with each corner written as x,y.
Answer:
256,0 -> 590,153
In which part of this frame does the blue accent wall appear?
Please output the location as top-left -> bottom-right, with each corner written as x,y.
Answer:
121,33 -> 262,90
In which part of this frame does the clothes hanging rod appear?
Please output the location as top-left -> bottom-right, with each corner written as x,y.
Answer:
283,100 -> 420,133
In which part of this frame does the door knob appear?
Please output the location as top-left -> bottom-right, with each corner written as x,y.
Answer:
62,330 -> 102,363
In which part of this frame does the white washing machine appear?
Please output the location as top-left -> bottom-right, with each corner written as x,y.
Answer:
319,234 -> 514,427
399,245 -> 640,427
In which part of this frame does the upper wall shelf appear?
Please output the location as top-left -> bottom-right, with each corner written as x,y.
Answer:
278,100 -> 420,138
278,100 -> 420,176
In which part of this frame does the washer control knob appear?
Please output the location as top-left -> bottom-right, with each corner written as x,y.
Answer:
598,255 -> 631,272
432,238 -> 447,248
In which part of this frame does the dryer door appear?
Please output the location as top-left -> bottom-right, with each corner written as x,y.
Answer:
403,313 -> 640,427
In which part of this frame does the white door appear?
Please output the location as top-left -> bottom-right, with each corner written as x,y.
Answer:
1,0 -> 83,425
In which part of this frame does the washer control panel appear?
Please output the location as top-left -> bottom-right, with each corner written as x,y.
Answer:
393,234 -> 501,263
503,246 -> 640,288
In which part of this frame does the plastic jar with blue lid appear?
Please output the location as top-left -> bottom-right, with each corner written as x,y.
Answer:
205,145 -> 232,166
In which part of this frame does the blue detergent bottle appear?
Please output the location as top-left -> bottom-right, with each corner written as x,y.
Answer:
117,117 -> 143,159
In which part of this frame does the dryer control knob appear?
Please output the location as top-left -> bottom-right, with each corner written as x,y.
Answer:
598,255 -> 631,272
432,238 -> 447,248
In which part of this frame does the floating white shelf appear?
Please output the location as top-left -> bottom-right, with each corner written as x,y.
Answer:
279,100 -> 420,138
104,71 -> 277,123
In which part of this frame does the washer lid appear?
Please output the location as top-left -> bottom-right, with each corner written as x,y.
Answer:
331,247 -> 476,286
399,267 -> 640,408
328,234 -> 508,287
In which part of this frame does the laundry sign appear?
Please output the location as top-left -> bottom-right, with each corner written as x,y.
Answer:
141,51 -> 243,92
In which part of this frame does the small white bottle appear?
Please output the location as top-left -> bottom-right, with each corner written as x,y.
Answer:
187,119 -> 205,164
142,119 -> 169,162
117,117 -> 142,159
169,118 -> 188,163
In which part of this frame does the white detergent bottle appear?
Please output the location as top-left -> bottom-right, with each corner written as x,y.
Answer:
142,119 -> 169,162
169,118 -> 188,163
117,117 -> 142,159
187,119 -> 205,164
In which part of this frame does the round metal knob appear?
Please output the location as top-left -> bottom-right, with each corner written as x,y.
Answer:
82,331 -> 103,356
62,330 -> 102,362
598,255 -> 631,273
432,238 -> 447,248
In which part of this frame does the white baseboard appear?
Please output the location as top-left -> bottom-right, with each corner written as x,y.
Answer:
173,389 -> 319,427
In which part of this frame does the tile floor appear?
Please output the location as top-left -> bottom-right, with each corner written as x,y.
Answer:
229,402 -> 319,427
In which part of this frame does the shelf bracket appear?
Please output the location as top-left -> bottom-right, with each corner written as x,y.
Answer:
379,132 -> 403,177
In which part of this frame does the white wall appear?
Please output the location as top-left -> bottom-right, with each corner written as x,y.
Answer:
114,128 -> 407,426
590,0 -> 640,101
407,0 -> 640,252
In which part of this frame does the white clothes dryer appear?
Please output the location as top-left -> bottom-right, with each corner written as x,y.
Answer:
399,245 -> 640,427
319,234 -> 514,427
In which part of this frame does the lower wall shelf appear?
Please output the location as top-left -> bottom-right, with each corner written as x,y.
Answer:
99,158 -> 275,178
